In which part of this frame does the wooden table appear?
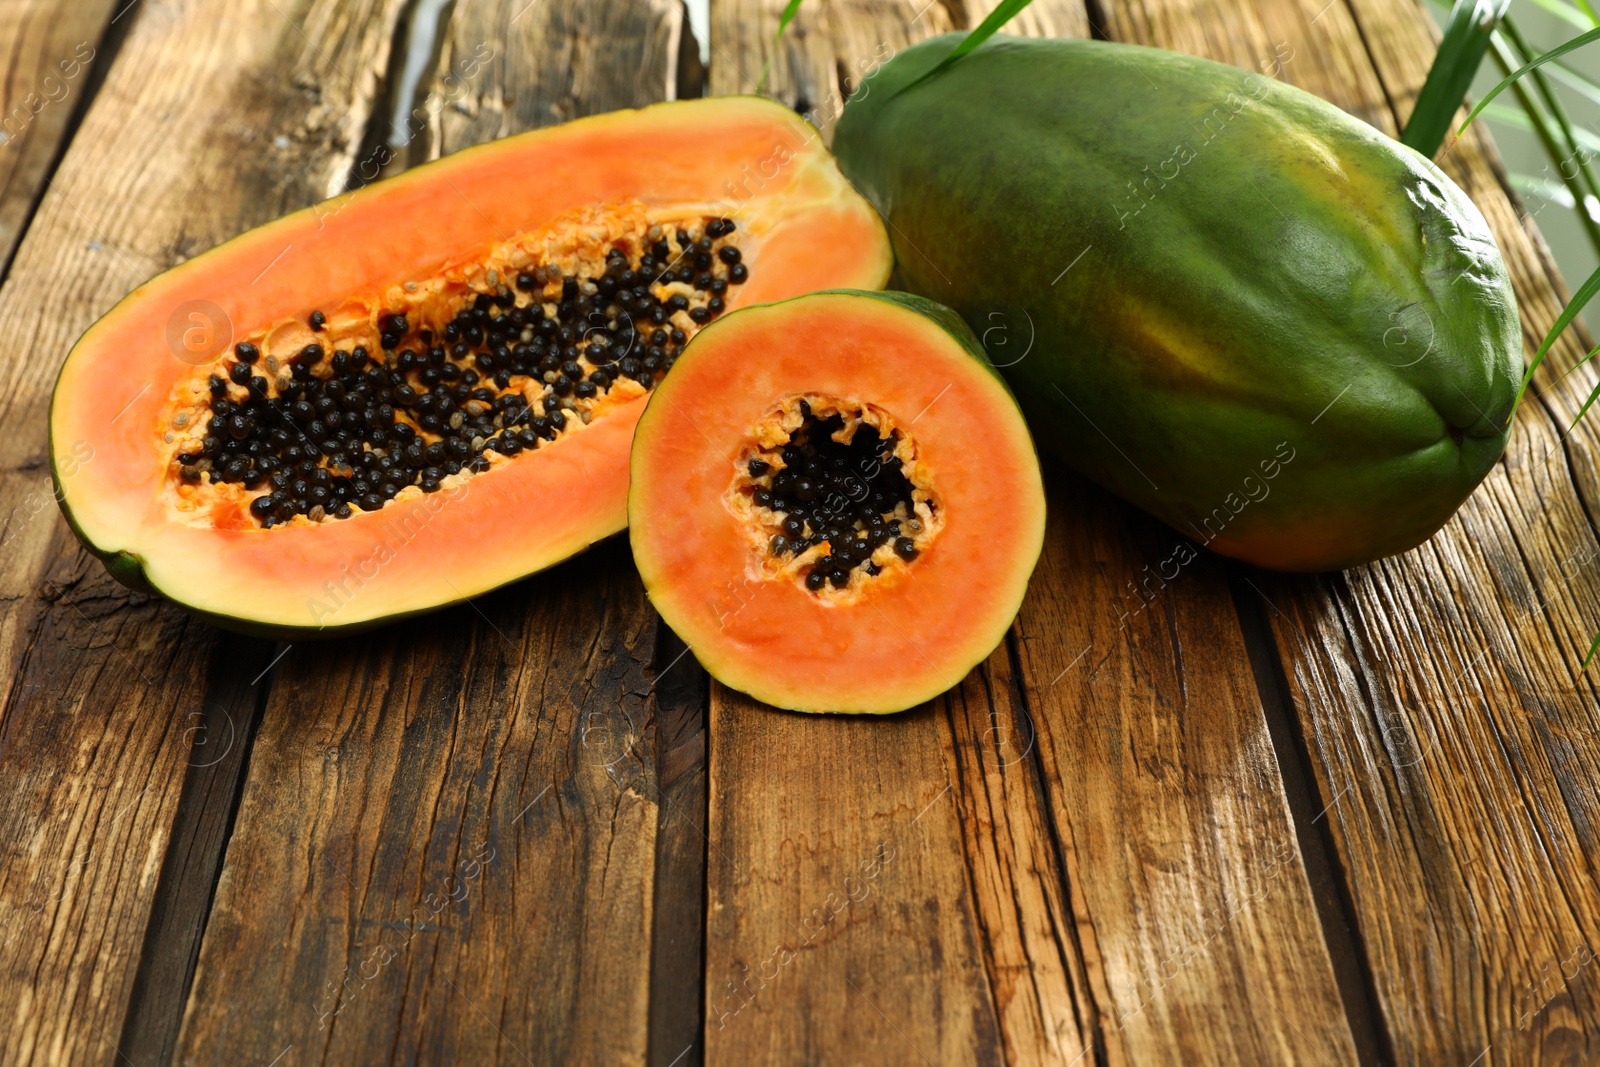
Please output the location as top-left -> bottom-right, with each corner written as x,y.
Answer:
2,0 -> 1597,1063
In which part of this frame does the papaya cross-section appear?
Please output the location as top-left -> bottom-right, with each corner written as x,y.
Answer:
630,290 -> 1046,715
50,97 -> 891,636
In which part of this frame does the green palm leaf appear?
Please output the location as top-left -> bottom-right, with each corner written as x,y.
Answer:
1498,19 -> 1600,245
1481,100 -> 1600,154
1404,0 -> 1513,154
1460,25 -> 1600,130
1544,57 -> 1600,107
763,0 -> 1042,101
1518,260 -> 1600,409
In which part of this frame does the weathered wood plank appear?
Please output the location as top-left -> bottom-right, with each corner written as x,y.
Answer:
708,0 -> 955,141
418,0 -> 698,154
173,1 -> 704,1062
1012,469 -> 1363,1065
1098,0 -> 1390,129
0,0 -> 117,275
1126,0 -> 1600,1060
0,0 -> 405,1062
703,2 -> 1360,1064
937,643 -> 1097,1065
967,0 -> 1090,39
175,544 -> 664,1064
115,631 -> 277,1064
648,628 -> 710,1067
707,0 -> 1081,146
704,678 -> 1010,1064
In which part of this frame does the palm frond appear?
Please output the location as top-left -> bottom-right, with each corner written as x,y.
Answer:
1500,18 -> 1600,237
1545,56 -> 1600,106
1460,24 -> 1600,129
1518,260 -> 1600,407
1481,100 -> 1600,154
1487,30 -> 1600,257
1404,0 -> 1513,154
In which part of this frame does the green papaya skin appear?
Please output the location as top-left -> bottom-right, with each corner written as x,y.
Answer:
833,34 -> 1521,571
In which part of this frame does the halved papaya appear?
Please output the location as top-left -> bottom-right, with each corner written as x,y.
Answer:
50,97 -> 892,636
629,290 -> 1045,714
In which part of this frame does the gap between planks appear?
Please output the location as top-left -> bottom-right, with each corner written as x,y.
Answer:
1228,569 -> 1391,1066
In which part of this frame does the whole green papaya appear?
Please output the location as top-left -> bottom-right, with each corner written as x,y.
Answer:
833,34 -> 1521,571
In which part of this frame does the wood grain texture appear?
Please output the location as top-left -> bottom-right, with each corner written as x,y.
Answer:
0,0 -> 117,275
707,0 -> 958,142
704,678 -> 1018,1064
702,0 -> 1086,128
1012,469 -> 1362,1066
173,1 -> 703,1063
1096,0 -> 1390,128
0,0 -> 404,1063
967,0 -> 1091,39
116,631 -> 277,1065
1097,0 -> 1600,1061
174,544 -> 665,1065
939,643 -> 1097,1065
647,629 -> 710,1067
416,0 -> 698,160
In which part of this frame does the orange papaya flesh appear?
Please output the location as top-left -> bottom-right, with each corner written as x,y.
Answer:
629,290 -> 1045,715
50,97 -> 892,636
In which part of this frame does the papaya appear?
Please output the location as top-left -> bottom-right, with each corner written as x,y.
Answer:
50,97 -> 891,636
629,289 -> 1045,714
833,35 -> 1521,571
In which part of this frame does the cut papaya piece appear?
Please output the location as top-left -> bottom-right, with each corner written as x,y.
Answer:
50,97 -> 892,636
629,290 -> 1045,715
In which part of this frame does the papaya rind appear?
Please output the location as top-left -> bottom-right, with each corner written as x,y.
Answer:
835,35 -> 1521,572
